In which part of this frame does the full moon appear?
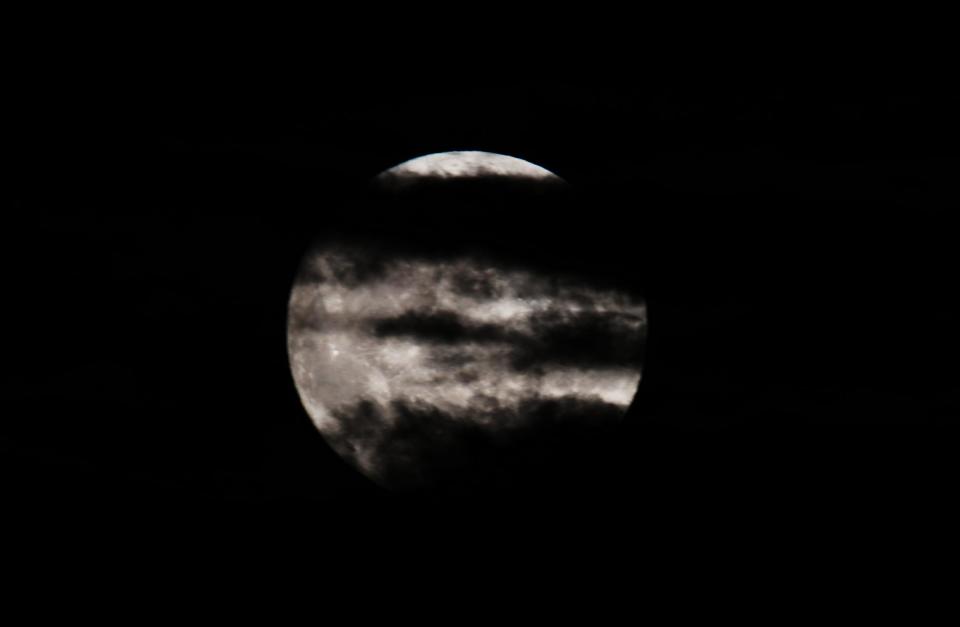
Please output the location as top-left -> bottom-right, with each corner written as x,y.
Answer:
288,151 -> 646,491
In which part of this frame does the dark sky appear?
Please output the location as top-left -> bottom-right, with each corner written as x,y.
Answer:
6,67 -> 960,522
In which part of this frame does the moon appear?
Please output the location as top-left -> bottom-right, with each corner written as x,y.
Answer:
288,151 -> 646,491
374,151 -> 561,189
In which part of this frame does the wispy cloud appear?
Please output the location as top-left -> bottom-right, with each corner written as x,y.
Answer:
288,242 -> 646,489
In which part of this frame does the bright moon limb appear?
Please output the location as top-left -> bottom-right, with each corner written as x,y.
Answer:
374,151 -> 564,190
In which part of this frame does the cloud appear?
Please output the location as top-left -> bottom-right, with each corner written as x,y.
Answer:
295,244 -> 391,288
372,310 -> 513,345
509,310 -> 646,371
327,394 -> 623,491
288,241 -> 647,491
447,265 -> 508,300
370,308 -> 645,371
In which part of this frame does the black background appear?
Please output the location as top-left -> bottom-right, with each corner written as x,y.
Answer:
7,60 -> 960,533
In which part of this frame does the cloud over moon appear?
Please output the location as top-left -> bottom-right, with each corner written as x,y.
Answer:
288,242 -> 646,490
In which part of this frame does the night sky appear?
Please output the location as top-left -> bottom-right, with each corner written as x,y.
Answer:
7,68 -> 960,524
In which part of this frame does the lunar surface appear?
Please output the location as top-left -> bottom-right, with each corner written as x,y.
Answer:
287,152 -> 646,491
375,151 -> 558,190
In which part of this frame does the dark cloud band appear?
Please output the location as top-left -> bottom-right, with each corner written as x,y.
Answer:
371,308 -> 645,371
